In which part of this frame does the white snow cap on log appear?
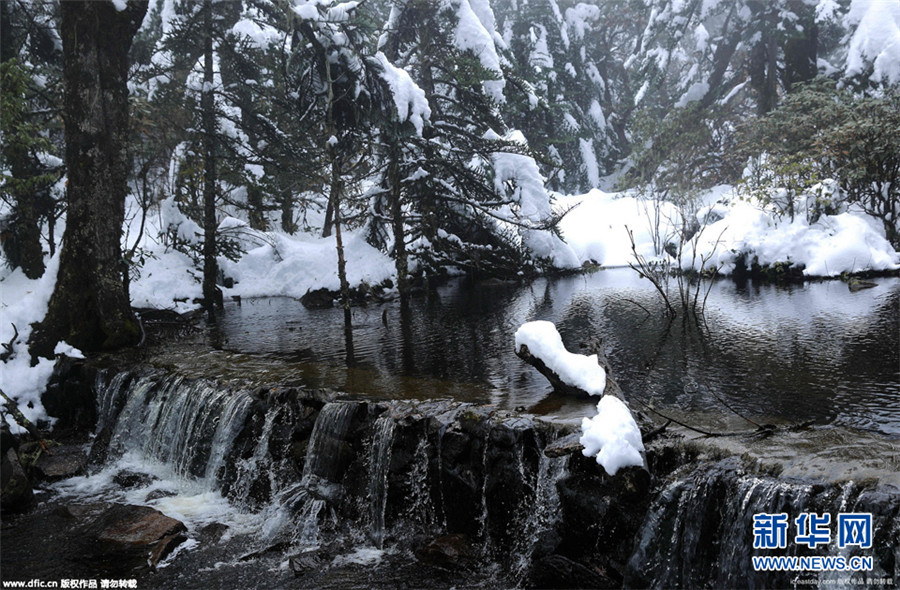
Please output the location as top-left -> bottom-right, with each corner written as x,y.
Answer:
514,320 -> 606,396
580,395 -> 645,476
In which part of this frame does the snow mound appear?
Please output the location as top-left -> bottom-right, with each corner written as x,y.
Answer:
685,199 -> 900,276
557,186 -> 899,276
0,254 -> 77,430
221,229 -> 395,299
130,246 -> 203,313
514,320 -> 606,396
580,395 -> 645,476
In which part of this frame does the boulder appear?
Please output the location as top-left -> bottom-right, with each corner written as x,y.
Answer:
416,534 -> 474,569
113,470 -> 158,489
1,447 -> 33,511
32,444 -> 89,482
58,503 -> 188,573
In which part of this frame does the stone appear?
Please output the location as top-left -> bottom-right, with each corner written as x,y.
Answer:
289,550 -> 324,577
57,502 -> 187,574
33,444 -> 89,481
416,534 -> 474,569
300,288 -> 335,309
197,522 -> 229,544
1,447 -> 33,511
145,489 -> 177,502
544,432 -> 585,458
113,470 -> 157,489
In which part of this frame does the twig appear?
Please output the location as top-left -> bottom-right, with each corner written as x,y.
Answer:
0,323 -> 18,362
629,395 -> 724,437
0,387 -> 44,444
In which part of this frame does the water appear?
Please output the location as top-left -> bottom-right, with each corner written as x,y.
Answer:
152,269 -> 899,435
23,365 -> 898,588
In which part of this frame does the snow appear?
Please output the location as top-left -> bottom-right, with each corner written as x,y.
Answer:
844,0 -> 900,85
447,0 -> 506,103
580,395 -> 645,476
675,81 -> 709,107
579,139 -> 600,188
220,230 -> 395,300
130,247 -> 203,313
686,198 -> 900,276
565,3 -> 600,40
293,2 -> 320,20
556,186 -> 899,276
231,19 -> 281,49
0,254 -> 73,430
514,320 -> 607,396
375,52 -> 431,135
488,131 -> 580,268
694,23 -> 709,52
111,0 -> 128,12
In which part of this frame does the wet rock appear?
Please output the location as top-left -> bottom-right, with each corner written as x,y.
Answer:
41,358 -> 98,433
197,522 -> 229,544
1,447 -> 33,511
113,470 -> 157,489
239,540 -> 292,561
32,444 -> 89,482
56,502 -> 187,574
145,489 -> 177,502
289,549 -> 324,576
148,532 -> 188,566
544,432 -> 584,458
529,554 -> 616,589
0,422 -> 18,454
416,534 -> 474,569
301,288 -> 335,309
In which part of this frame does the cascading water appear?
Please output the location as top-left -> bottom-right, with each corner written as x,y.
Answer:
368,413 -> 395,548
47,369 -> 898,588
625,458 -> 900,589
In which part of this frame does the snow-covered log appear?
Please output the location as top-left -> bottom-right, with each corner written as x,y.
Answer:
514,320 -> 646,476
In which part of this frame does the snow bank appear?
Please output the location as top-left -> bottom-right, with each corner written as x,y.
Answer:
514,320 -> 606,396
0,254 -> 78,430
130,246 -> 204,313
685,196 -> 900,276
556,186 -> 899,276
580,395 -> 645,476
513,321 -> 642,476
556,189 -> 682,267
220,229 -> 395,299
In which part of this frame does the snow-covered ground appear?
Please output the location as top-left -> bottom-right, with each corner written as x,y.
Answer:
2,182 -> 897,430
556,185 -> 899,276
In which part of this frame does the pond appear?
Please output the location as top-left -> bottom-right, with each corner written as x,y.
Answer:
150,268 -> 900,437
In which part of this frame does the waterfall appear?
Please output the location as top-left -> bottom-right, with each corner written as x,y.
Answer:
257,401 -> 359,545
79,369 -> 898,586
368,413 -> 395,548
625,460 -> 900,589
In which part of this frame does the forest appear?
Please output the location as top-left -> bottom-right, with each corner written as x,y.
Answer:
3,0 -> 898,349
1,1 -> 899,588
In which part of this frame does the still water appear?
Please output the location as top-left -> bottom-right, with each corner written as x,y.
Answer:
154,268 -> 900,436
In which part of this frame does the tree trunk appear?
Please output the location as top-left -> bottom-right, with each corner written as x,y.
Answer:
201,0 -> 219,321
330,157 -> 352,328
30,1 -> 147,358
783,0 -> 818,93
280,187 -> 296,234
387,148 -> 410,307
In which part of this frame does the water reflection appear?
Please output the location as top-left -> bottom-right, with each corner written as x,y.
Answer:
177,269 -> 899,435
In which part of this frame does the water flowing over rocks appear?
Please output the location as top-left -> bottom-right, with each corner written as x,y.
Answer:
1,361 -> 898,588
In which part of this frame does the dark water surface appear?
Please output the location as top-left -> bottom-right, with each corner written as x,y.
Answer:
153,269 -> 900,436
